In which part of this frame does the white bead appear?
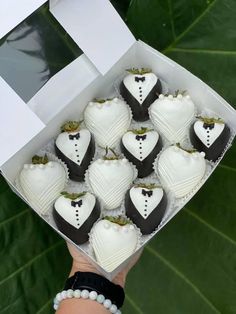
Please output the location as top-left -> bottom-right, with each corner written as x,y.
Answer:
89,291 -> 98,300
53,303 -> 59,310
74,289 -> 81,298
168,94 -> 173,100
103,221 -> 110,229
39,164 -> 45,169
97,294 -> 105,304
103,299 -> 112,309
129,225 -> 134,230
56,292 -> 62,302
177,94 -> 183,99
159,94 -> 164,99
110,304 -> 118,313
30,165 -> 35,170
81,289 -> 90,299
113,225 -> 119,232
53,297 -> 59,305
67,289 -> 74,298
61,290 -> 67,299
200,151 -> 206,157
123,226 -> 129,233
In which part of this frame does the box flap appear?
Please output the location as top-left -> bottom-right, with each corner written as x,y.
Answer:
0,77 -> 45,167
50,0 -> 136,74
0,0 -> 47,39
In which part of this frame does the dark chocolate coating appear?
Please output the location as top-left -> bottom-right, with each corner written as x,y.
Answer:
120,79 -> 162,121
125,189 -> 167,235
55,135 -> 95,182
120,136 -> 163,178
190,123 -> 231,162
53,199 -> 100,245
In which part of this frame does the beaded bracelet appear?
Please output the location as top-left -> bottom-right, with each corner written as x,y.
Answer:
53,289 -> 122,313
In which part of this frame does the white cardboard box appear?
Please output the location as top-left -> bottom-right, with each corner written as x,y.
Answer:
1,0 -> 236,279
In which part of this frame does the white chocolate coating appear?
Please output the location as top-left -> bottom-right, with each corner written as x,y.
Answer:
122,130 -> 159,161
56,129 -> 91,165
157,146 -> 206,198
19,161 -> 67,215
194,121 -> 225,147
54,193 -> 96,228
150,94 -> 195,142
84,98 -> 131,147
130,187 -> 164,219
123,73 -> 157,104
90,220 -> 138,272
88,159 -> 136,210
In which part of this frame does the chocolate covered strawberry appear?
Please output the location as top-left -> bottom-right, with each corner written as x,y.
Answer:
190,116 -> 231,161
149,92 -> 195,143
55,121 -> 95,182
157,144 -> 206,198
53,191 -> 100,245
125,184 -> 167,234
19,155 -> 67,215
84,98 -> 131,148
120,68 -> 162,121
90,216 -> 139,272
121,127 -> 162,178
87,148 -> 137,210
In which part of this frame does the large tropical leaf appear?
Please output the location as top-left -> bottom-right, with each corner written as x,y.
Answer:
0,1 -> 236,313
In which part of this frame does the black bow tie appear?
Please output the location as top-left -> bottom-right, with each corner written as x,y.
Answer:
69,133 -> 80,140
142,189 -> 153,197
71,200 -> 83,207
136,134 -> 147,141
135,76 -> 145,83
203,123 -> 214,130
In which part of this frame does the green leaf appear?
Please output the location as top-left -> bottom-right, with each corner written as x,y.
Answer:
1,1 -> 236,313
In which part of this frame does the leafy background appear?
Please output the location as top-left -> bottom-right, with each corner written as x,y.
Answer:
0,0 -> 236,313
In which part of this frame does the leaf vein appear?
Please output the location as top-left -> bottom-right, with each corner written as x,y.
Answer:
146,245 -> 221,314
126,293 -> 144,314
184,207 -> 236,246
166,47 -> 236,56
0,240 -> 63,287
163,0 -> 218,53
167,0 -> 176,40
0,209 -> 29,228
219,164 -> 236,173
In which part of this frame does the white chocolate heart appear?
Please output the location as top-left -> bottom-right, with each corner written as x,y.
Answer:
84,98 -> 131,148
19,161 -> 67,215
157,146 -> 206,198
88,159 -> 136,210
150,94 -> 195,142
91,220 -> 138,272
54,193 -> 96,229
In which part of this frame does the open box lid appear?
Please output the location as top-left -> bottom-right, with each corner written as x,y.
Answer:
50,0 -> 136,75
0,0 -> 136,168
0,0 -> 47,39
